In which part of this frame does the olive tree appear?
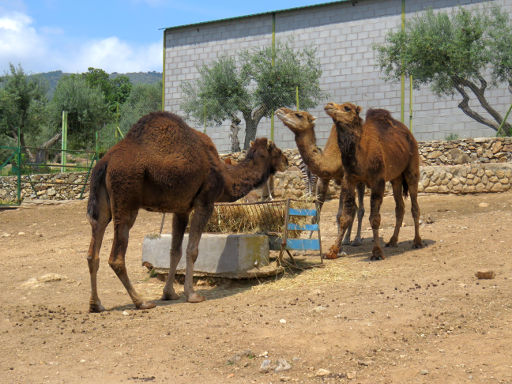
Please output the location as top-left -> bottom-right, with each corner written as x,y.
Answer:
375,6 -> 512,135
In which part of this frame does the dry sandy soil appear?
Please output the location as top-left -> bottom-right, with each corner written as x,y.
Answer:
1,191 -> 511,384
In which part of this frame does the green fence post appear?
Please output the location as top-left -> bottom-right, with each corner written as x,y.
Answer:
296,86 -> 300,111
270,12 -> 276,141
497,103 -> 512,136
61,110 -> 68,173
17,125 -> 21,204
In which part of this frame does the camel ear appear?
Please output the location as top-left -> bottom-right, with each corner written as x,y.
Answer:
356,106 -> 362,115
250,140 -> 254,147
310,115 -> 317,122
267,140 -> 273,149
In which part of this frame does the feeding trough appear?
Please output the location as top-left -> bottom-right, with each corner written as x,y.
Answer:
141,199 -> 319,278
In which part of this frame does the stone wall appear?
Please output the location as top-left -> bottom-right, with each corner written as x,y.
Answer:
1,137 -> 511,203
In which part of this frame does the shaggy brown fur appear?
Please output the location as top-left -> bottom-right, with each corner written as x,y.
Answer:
275,107 -> 365,247
324,102 -> 423,260
86,111 -> 288,312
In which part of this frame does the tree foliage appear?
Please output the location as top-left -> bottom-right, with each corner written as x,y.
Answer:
181,42 -> 324,149
375,6 -> 512,135
118,82 -> 162,134
0,64 -> 48,156
49,75 -> 108,148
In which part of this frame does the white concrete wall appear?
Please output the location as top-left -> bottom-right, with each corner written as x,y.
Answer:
164,0 -> 512,153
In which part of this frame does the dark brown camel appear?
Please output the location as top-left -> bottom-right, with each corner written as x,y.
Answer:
323,102 -> 423,260
86,111 -> 288,312
275,107 -> 365,249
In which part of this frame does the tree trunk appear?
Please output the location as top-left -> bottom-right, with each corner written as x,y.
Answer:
452,76 -> 512,134
229,116 -> 241,152
242,105 -> 266,149
36,132 -> 62,164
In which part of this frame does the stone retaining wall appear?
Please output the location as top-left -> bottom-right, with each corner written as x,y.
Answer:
1,138 -> 511,202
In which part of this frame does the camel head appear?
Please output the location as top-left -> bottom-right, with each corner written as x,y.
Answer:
324,102 -> 362,128
275,107 -> 316,135
248,137 -> 289,173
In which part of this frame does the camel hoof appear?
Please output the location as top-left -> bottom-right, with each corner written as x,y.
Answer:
341,239 -> 351,246
186,293 -> 206,303
413,241 -> 424,249
350,238 -> 362,247
325,245 -> 340,259
385,241 -> 397,248
160,292 -> 180,301
371,249 -> 385,261
137,301 -> 156,310
89,302 -> 105,313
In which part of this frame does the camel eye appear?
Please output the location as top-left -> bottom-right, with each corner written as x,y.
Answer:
344,106 -> 351,112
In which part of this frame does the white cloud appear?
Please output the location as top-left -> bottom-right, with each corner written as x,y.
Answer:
72,37 -> 162,73
0,10 -> 162,74
0,11 -> 47,69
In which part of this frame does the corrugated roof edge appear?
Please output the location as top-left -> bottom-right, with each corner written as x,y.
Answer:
161,0 -> 356,31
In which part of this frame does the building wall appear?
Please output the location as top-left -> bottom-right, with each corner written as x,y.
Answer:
163,0 -> 512,153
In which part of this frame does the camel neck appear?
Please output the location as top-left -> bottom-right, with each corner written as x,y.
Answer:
294,129 -> 338,179
335,122 -> 361,176
219,157 -> 271,202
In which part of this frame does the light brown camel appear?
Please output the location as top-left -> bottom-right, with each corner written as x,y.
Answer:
86,111 -> 288,312
275,107 -> 365,248
323,102 -> 423,260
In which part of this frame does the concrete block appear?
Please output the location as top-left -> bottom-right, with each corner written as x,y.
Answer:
142,233 -> 269,275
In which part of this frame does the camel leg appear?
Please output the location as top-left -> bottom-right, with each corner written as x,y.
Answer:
87,205 -> 111,313
386,178 -> 405,248
183,203 -> 213,303
405,174 -> 424,248
369,180 -> 385,260
313,178 -> 329,226
350,182 -> 366,246
326,183 -> 356,259
109,210 -> 155,310
161,213 -> 189,301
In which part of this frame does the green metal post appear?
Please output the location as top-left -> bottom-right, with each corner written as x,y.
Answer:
61,110 -> 68,173
95,131 -> 99,157
203,105 -> 207,134
296,86 -> 299,110
270,12 -> 276,141
400,0 -> 405,123
162,30 -> 166,111
16,125 -> 21,203
409,75 -> 413,131
497,103 -> 512,136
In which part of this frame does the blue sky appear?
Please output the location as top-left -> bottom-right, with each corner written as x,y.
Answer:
0,0 -> 330,74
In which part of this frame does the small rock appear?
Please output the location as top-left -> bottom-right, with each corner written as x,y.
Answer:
358,360 -> 373,366
347,371 -> 356,379
478,202 -> 489,208
475,271 -> 495,279
280,376 -> 291,382
313,306 -> 327,313
260,359 -> 272,372
279,319 -> 287,324
258,351 -> 269,358
420,369 -> 429,375
315,368 -> 331,377
275,358 -> 291,372
122,310 -> 130,316
1,233 -> 10,237
18,232 -> 26,236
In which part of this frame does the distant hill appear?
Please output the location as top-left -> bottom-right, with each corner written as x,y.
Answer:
31,70 -> 162,98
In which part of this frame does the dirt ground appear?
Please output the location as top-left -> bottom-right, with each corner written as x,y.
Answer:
1,191 -> 511,384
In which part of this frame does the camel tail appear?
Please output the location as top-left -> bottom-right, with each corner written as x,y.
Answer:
87,159 -> 108,221
402,175 -> 409,198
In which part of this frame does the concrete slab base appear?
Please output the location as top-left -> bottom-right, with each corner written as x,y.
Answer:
142,233 -> 270,275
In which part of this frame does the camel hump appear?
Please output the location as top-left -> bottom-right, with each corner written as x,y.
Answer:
125,111 -> 191,141
365,108 -> 393,122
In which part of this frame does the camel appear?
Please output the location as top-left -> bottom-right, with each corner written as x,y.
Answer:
275,107 -> 365,248
323,102 -> 423,260
86,111 -> 288,312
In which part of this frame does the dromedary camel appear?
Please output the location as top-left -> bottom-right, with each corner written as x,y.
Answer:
323,102 -> 423,260
275,107 -> 365,247
86,111 -> 288,312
